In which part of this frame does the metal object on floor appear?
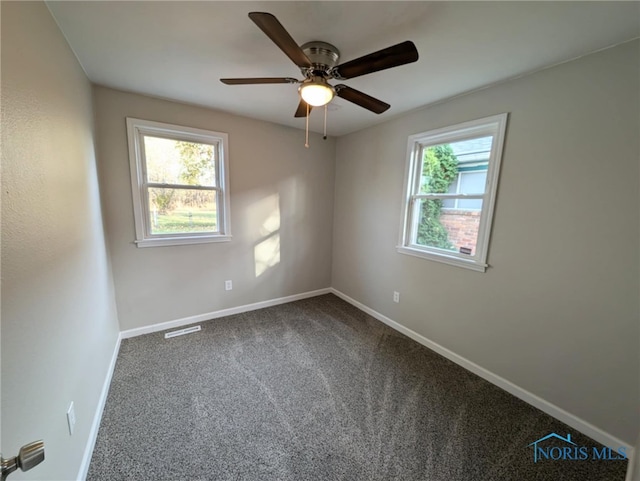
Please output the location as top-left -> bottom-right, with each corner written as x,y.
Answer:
1,440 -> 45,480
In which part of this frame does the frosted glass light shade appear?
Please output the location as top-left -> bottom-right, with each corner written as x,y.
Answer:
300,82 -> 335,107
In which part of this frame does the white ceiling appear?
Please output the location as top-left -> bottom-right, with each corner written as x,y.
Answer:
47,1 -> 639,136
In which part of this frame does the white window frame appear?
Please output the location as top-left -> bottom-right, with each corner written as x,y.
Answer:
126,118 -> 231,248
397,113 -> 508,272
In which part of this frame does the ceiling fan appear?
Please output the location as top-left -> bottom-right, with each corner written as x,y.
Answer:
221,12 -> 419,119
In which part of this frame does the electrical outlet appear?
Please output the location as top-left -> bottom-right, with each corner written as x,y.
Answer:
393,291 -> 400,303
67,402 -> 76,435
225,280 -> 232,291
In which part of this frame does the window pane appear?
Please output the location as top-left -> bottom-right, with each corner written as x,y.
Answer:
147,188 -> 218,235
457,171 -> 487,209
457,198 -> 483,210
451,136 -> 493,163
415,198 -> 483,256
420,137 -> 492,195
144,136 -> 216,186
442,198 -> 456,209
459,171 -> 487,194
419,144 -> 459,194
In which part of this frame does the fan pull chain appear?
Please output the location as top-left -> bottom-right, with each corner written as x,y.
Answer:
323,105 -> 327,140
304,102 -> 310,148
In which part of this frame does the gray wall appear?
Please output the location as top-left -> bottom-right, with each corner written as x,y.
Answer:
1,2 -> 120,480
93,87 -> 336,331
332,40 -> 639,445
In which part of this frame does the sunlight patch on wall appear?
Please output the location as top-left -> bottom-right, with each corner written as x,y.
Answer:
260,208 -> 280,236
251,193 -> 281,278
254,232 -> 280,277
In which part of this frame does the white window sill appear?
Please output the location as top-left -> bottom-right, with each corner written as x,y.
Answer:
396,245 -> 487,272
135,235 -> 232,248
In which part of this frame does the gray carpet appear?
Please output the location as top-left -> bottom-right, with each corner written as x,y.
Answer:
88,294 -> 628,480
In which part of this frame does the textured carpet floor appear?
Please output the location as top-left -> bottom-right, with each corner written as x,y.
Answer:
88,294 -> 628,480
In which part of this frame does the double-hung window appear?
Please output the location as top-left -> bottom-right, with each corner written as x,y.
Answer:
126,118 -> 231,247
398,114 -> 508,271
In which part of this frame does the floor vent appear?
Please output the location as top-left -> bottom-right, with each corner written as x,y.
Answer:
164,325 -> 201,339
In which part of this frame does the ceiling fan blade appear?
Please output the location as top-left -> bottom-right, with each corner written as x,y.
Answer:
335,85 -> 390,114
333,41 -> 419,80
248,12 -> 312,69
220,77 -> 298,85
294,99 -> 313,117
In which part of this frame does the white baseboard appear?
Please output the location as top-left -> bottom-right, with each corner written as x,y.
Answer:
77,332 -> 122,481
626,449 -> 635,481
120,288 -> 332,339
329,287 -> 634,455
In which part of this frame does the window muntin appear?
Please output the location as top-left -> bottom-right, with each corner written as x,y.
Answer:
398,114 -> 507,271
443,170 -> 487,210
127,118 -> 231,247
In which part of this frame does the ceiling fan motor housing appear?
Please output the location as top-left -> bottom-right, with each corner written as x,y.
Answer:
301,41 -> 340,77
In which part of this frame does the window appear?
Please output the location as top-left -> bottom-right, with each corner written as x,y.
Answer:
442,136 -> 491,211
126,118 -> 231,247
398,114 -> 508,271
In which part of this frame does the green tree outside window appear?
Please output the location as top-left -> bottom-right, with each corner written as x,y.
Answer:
417,144 -> 458,249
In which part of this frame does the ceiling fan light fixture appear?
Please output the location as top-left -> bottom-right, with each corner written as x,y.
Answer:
299,78 -> 335,107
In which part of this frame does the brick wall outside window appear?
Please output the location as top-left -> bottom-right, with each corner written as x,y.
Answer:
441,209 -> 481,255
